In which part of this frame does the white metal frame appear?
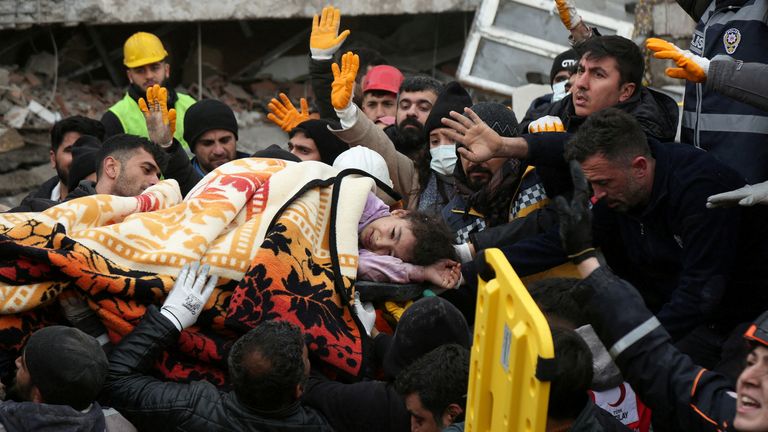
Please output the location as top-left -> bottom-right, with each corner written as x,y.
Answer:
457,0 -> 635,95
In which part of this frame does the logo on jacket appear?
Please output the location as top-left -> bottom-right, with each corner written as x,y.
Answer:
723,28 -> 741,55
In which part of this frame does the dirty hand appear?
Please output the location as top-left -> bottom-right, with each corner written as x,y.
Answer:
646,38 -> 709,83
139,84 -> 176,148
441,108 -> 502,163
353,292 -> 376,336
707,181 -> 768,208
555,0 -> 583,30
554,160 -> 596,264
331,51 -> 360,110
161,262 -> 218,331
528,115 -> 565,133
267,93 -> 310,132
423,259 -> 462,289
310,6 -> 351,60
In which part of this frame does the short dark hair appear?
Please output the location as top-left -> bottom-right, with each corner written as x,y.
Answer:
529,278 -> 586,328
363,89 -> 396,99
564,107 -> 650,164
395,344 -> 470,425
548,327 -> 594,420
575,35 -> 644,90
399,75 -> 443,97
96,134 -> 167,180
228,320 -> 307,411
50,116 -> 105,152
405,211 -> 457,265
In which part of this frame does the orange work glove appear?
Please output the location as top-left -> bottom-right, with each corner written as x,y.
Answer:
267,93 -> 310,132
139,84 -> 176,147
646,38 -> 709,83
331,51 -> 359,110
528,115 -> 565,133
555,0 -> 583,30
310,6 -> 351,60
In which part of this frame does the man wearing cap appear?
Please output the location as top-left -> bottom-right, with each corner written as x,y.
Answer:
553,161 -> 768,432
359,65 -> 404,129
101,32 -> 195,149
2,325 -> 134,431
183,98 -> 248,177
302,296 -> 471,432
522,48 -> 578,125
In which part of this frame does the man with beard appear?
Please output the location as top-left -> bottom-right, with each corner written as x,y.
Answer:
101,32 -> 195,149
449,107 -> 768,380
183,99 -> 248,177
67,134 -> 166,199
442,102 -> 548,247
329,51 -> 444,209
2,325 -> 135,431
21,116 -> 104,203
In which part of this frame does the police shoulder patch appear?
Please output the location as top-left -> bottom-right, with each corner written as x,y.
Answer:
723,28 -> 741,55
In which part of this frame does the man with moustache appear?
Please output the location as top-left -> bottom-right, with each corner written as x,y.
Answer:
101,32 -> 196,149
442,102 -> 548,247
329,50 -> 443,209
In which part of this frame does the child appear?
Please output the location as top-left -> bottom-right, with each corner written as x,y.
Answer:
358,192 -> 461,289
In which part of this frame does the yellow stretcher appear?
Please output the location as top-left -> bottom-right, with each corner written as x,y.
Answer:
465,248 -> 555,432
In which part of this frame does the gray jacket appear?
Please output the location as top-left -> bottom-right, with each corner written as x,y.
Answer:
707,55 -> 768,112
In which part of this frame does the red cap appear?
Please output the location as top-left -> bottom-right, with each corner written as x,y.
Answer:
362,65 -> 404,95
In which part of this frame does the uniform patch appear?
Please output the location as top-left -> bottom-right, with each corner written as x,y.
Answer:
691,32 -> 705,55
723,28 -> 741,55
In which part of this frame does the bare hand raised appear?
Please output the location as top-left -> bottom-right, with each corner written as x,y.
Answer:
440,108 -> 503,163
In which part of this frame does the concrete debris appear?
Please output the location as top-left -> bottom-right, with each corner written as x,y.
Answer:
5,106 -> 29,129
25,52 -> 57,78
0,127 -> 25,154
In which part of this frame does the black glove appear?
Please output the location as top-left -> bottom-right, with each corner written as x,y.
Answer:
554,160 -> 596,264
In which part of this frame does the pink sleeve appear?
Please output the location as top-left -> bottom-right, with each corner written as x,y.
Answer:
357,249 -> 418,284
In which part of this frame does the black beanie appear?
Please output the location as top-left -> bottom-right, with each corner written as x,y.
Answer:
423,81 -> 473,141
289,119 -> 348,165
550,49 -> 578,86
382,297 -> 471,379
470,102 -> 519,138
68,135 -> 102,190
252,144 -> 300,162
183,99 -> 239,152
24,326 -> 108,410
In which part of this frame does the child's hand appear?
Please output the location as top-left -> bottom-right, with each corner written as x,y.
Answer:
423,259 -> 462,289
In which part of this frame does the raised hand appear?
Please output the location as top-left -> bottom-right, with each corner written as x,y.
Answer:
310,6 -> 351,60
139,84 -> 176,148
267,93 -> 310,132
646,38 -> 709,83
441,108 -> 503,163
331,51 -> 360,110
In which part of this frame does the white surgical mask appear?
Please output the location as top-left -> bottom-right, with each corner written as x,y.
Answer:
430,144 -> 457,176
551,80 -> 568,102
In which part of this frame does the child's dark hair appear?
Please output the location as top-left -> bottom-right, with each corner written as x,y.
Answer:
404,211 -> 457,265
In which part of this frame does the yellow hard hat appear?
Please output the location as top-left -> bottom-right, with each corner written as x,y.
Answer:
123,32 -> 168,68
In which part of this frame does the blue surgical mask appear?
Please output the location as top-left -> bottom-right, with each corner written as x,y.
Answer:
551,80 -> 568,102
430,144 -> 457,176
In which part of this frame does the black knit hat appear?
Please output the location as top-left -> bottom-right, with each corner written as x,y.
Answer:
289,119 -> 348,165
183,99 -> 239,152
423,81 -> 473,141
383,297 -> 471,379
550,49 -> 578,86
24,325 -> 108,410
67,135 -> 102,190
454,102 -> 518,180
252,144 -> 301,162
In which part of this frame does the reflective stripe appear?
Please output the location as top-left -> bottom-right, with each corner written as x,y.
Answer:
608,316 -> 661,358
683,111 -> 768,134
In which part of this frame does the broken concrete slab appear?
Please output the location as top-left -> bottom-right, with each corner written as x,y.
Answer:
0,142 -> 51,172
0,163 -> 55,197
0,127 -> 25,154
25,52 -> 57,78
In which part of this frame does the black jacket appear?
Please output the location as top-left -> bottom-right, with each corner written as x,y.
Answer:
104,306 -> 333,432
572,266 -> 737,431
302,373 -> 409,432
490,140 -> 768,339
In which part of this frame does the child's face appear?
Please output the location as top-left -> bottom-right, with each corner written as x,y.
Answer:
360,211 -> 416,261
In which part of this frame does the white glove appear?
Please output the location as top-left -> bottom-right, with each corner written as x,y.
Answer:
528,115 -> 565,133
353,291 -> 376,337
454,242 -> 474,264
555,0 -> 583,30
161,262 -> 218,331
707,182 -> 768,208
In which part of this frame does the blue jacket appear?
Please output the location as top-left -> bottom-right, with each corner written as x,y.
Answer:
680,0 -> 768,183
